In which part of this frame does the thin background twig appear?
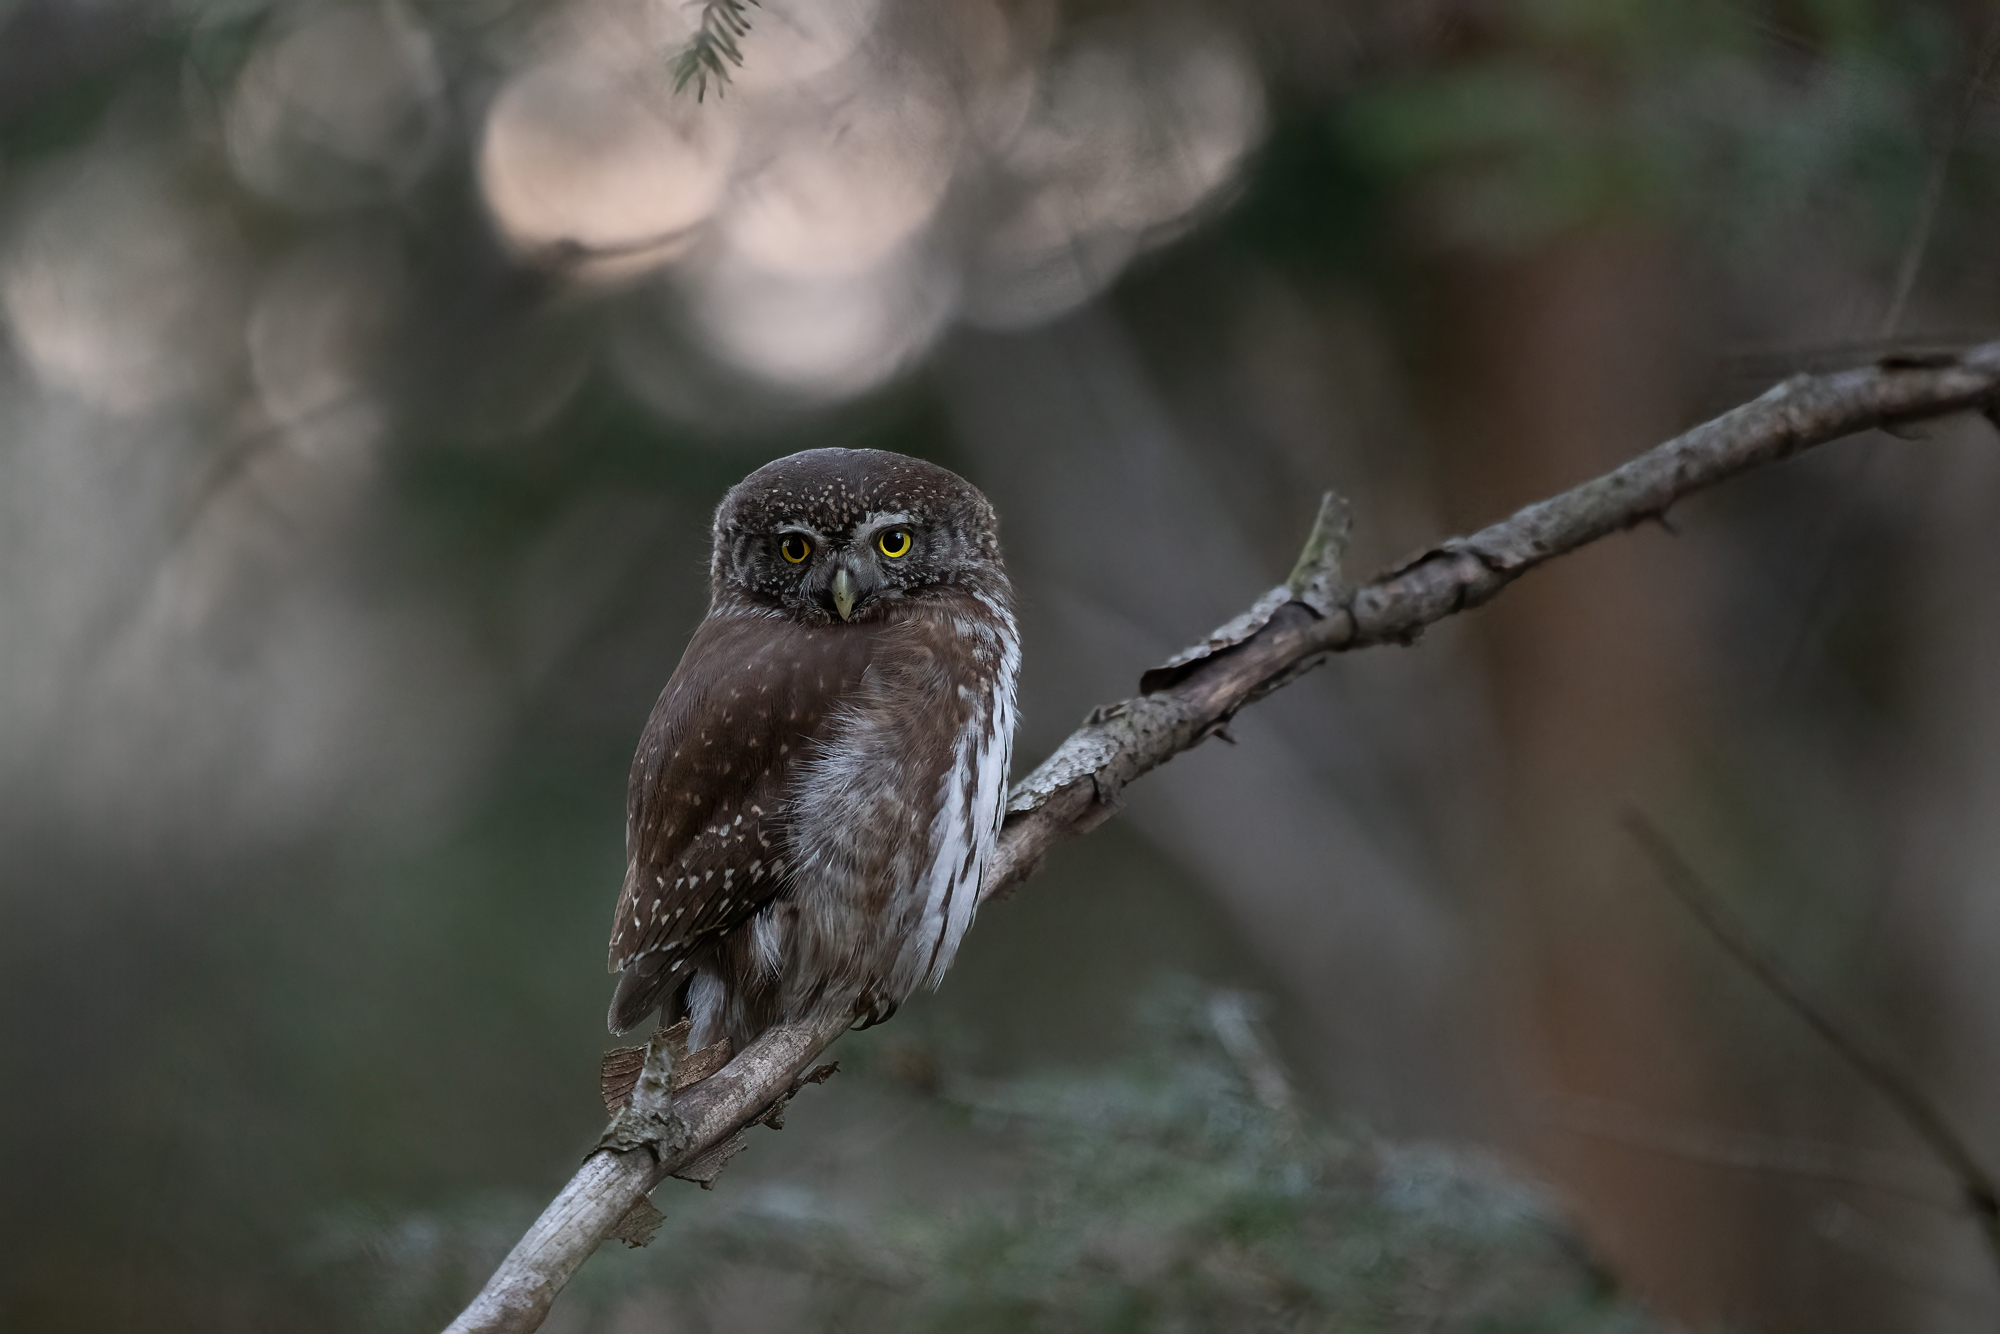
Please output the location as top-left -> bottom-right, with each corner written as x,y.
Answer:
1622,809 -> 2000,1278
1770,19 -> 2000,692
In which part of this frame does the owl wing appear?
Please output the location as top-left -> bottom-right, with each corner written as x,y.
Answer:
606,612 -> 877,1033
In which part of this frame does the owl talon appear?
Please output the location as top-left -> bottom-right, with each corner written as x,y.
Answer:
851,997 -> 899,1030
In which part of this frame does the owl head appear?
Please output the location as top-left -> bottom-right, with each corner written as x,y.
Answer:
709,448 -> 1007,623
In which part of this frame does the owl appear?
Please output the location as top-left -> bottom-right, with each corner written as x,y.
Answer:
606,448 -> 1019,1054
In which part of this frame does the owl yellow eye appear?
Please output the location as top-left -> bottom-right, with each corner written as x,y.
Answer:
779,534 -> 812,564
876,528 -> 912,559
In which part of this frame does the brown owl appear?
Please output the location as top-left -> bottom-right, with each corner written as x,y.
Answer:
606,448 -> 1019,1053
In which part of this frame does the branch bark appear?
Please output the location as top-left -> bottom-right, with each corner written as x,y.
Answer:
444,1010 -> 852,1334
445,339 -> 2000,1334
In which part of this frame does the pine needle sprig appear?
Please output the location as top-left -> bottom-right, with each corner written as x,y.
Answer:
671,0 -> 759,101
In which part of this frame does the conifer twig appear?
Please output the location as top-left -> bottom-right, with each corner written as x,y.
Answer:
671,0 -> 759,101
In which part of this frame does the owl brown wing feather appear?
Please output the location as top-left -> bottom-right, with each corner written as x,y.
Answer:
607,612 -> 880,1032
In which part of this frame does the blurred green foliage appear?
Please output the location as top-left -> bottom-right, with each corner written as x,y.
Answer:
1339,0 -> 1960,255
306,986 -> 1653,1332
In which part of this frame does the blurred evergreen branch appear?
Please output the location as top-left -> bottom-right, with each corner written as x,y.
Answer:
846,987 -> 1648,1334
326,985 -> 1652,1332
1335,2 -> 1964,256
671,0 -> 759,101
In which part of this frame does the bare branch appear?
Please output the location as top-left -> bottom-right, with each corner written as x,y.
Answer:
443,1009 -> 851,1334
1622,811 -> 2000,1277
985,342 -> 2000,905
445,340 -> 2000,1333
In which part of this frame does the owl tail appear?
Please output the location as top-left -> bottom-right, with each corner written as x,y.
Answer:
608,954 -> 678,1035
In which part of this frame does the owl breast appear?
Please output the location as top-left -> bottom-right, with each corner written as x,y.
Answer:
779,591 -> 1019,1013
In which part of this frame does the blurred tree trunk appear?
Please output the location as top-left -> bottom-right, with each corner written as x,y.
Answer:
1894,414 -> 2000,1331
1427,228 -> 1760,1323
942,311 -> 1477,1131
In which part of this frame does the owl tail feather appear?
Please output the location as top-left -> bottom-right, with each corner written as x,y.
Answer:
608,955 -> 679,1035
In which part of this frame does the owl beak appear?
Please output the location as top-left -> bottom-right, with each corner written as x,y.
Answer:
830,566 -> 860,621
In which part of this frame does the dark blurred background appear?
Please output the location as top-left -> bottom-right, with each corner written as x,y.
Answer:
5,0 -> 2000,1329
